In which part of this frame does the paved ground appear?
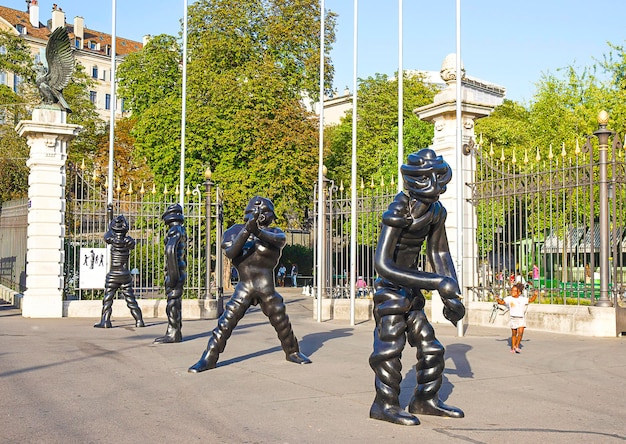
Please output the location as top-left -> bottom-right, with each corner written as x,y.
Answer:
1,289 -> 626,443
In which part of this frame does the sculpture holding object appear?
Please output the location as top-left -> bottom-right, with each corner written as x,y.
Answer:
188,196 -> 311,373
35,26 -> 74,112
369,148 -> 465,426
94,214 -> 145,329
154,204 -> 187,344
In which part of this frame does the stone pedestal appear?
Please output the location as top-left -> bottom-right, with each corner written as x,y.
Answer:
414,54 -> 505,322
16,107 -> 81,318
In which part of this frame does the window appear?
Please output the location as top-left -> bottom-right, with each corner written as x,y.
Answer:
89,41 -> 97,50
105,45 -> 111,56
105,94 -> 111,110
75,37 -> 82,49
15,24 -> 25,34
120,98 -> 125,113
0,70 -> 6,86
89,91 -> 96,104
13,74 -> 21,92
0,45 -> 6,55
100,69 -> 107,81
91,66 -> 98,79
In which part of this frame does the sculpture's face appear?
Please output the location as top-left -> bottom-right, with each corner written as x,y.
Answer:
402,149 -> 452,203
244,196 -> 275,227
111,215 -> 129,234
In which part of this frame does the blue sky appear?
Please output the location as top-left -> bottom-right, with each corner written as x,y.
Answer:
5,0 -> 626,103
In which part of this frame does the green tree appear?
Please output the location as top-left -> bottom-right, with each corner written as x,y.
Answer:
124,0 -> 337,227
117,34 -> 182,116
325,72 -> 438,187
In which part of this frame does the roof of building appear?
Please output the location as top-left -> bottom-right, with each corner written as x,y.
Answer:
0,4 -> 142,56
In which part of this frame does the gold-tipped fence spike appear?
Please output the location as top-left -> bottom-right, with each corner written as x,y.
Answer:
524,148 -> 529,164
575,139 -> 581,156
500,147 -> 505,163
140,183 -> 145,194
175,184 -> 180,195
391,175 -> 395,187
80,158 -> 85,170
561,142 -> 567,158
380,176 -> 385,188
370,177 -> 375,189
151,183 -> 156,194
489,142 -> 494,157
163,184 -> 168,195
535,146 -> 541,162
186,185 -> 191,196
339,180 -> 344,192
511,150 -> 517,164
104,176 -> 109,188
92,169 -> 98,182
548,144 -> 554,160
116,177 -> 121,193
360,178 -> 364,189
128,182 -> 133,194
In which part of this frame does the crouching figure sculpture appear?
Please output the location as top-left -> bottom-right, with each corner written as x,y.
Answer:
188,196 -> 311,372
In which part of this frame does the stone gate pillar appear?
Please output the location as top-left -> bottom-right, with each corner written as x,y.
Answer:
16,107 -> 81,318
414,54 -> 504,321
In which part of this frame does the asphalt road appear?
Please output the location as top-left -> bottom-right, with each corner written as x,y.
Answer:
1,290 -> 625,443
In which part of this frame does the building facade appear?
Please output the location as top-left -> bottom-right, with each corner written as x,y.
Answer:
0,1 -> 144,120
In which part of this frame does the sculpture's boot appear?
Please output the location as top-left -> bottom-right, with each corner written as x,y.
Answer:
188,294 -> 250,373
370,393 -> 420,426
262,293 -> 311,364
154,298 -> 182,343
130,307 -> 145,327
187,346 -> 219,373
94,291 -> 114,328
406,310 -> 463,418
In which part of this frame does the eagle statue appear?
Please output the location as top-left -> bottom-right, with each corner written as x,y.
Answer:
35,27 -> 74,112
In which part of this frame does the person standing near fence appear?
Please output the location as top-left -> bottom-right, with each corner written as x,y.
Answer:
291,264 -> 298,287
495,282 -> 538,353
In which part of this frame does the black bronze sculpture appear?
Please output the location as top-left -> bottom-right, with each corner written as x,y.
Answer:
369,148 -> 465,426
94,215 -> 145,328
154,204 -> 187,343
35,26 -> 74,112
189,196 -> 311,372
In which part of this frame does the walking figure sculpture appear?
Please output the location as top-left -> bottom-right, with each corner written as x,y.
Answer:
154,204 -> 187,343
189,196 -> 311,372
94,215 -> 145,328
369,148 -> 465,426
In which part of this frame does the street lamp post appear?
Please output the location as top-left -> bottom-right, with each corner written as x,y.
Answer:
204,167 -> 213,300
594,110 -> 613,307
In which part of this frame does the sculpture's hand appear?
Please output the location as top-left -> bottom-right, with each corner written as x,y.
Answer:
245,208 -> 261,235
442,297 -> 465,326
438,276 -> 460,299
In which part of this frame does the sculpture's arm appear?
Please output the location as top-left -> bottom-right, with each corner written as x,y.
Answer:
165,230 -> 182,284
375,224 -> 448,292
222,224 -> 249,260
256,227 -> 286,249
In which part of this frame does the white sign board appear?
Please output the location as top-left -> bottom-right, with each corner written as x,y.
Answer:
79,247 -> 108,289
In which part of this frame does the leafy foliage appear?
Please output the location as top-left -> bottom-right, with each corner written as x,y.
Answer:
120,0 -> 337,227
325,72 -> 438,186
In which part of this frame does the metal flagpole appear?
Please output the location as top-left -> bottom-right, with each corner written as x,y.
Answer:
349,0 -> 358,326
397,0 -> 403,192
455,0 -> 464,337
316,0 -> 325,322
106,0 -> 117,222
179,0 -> 188,207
